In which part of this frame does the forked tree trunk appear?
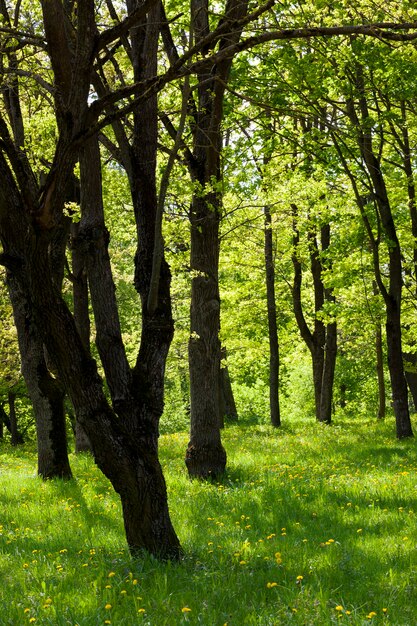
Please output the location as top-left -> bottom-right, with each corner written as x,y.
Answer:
292,207 -> 336,423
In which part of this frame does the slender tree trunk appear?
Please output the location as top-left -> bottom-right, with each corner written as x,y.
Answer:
376,323 -> 386,418
219,347 -> 238,423
319,320 -> 337,423
264,204 -> 280,426
8,391 -> 19,446
346,65 -> 413,438
386,299 -> 412,437
292,205 -> 336,423
0,402 -> 18,441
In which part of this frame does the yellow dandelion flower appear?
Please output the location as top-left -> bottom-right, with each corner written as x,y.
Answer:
104,604 -> 112,610
335,606 -> 344,612
138,608 -> 146,614
181,607 -> 192,613
296,575 -> 303,581
120,590 -> 127,595
382,608 -> 388,613
108,572 -> 116,577
24,609 -> 30,614
367,611 -> 377,619
266,582 -> 278,588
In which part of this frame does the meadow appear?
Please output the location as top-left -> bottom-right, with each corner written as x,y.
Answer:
1,417 -> 417,625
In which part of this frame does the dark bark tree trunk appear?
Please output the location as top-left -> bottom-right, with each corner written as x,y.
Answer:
6,271 -> 72,477
376,323 -> 386,419
70,222 -> 92,453
184,0 -> 248,478
345,66 -> 413,438
8,391 -> 19,446
292,206 -> 336,424
264,204 -> 281,427
0,0 -> 71,476
318,224 -> 337,424
0,1 -> 181,557
0,402 -> 23,442
219,347 -> 238,424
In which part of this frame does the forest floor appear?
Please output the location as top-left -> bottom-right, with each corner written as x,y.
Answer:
1,416 -> 417,625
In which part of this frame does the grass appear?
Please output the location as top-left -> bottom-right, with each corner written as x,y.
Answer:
1,417 -> 417,625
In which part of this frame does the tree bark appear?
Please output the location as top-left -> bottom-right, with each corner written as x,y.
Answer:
219,347 -> 238,423
376,323 -> 386,419
6,271 -> 72,477
291,206 -> 336,423
264,204 -> 280,426
344,64 -> 412,438
70,221 -> 92,453
8,391 -> 19,446
0,1 -> 181,557
185,0 -> 248,477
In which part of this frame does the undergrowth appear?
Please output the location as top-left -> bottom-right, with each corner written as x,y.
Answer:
1,417 -> 417,625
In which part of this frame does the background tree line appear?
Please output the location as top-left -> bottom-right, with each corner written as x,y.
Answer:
1,0 -> 417,558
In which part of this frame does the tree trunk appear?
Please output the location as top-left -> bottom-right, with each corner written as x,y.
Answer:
346,65 -> 413,438
219,347 -> 238,423
186,191 -> 226,477
0,402 -> 23,442
7,272 -> 72,477
386,299 -> 413,437
264,204 -> 280,426
376,323 -> 386,419
319,320 -> 337,423
8,391 -> 19,446
292,205 -> 336,423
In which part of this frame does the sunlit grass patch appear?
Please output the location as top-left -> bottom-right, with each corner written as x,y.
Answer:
1,417 -> 417,624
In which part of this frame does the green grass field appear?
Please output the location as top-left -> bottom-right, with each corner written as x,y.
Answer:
1,417 -> 417,625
